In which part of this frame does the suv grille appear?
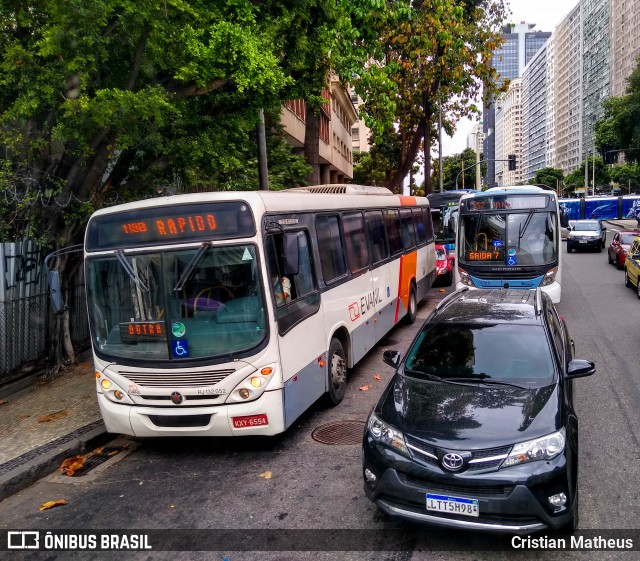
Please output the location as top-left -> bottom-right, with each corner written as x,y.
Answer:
405,436 -> 511,471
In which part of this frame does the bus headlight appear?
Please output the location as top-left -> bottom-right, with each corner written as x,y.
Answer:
540,267 -> 558,287
96,374 -> 134,405
458,267 -> 473,286
226,364 -> 277,403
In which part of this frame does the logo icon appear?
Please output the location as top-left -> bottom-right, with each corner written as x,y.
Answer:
507,248 -> 516,256
7,531 -> 39,549
172,322 -> 186,337
172,339 -> 189,357
348,302 -> 361,322
170,392 -> 184,405
441,452 -> 464,471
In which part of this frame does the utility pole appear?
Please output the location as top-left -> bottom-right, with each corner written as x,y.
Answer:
592,141 -> 596,196
438,100 -> 443,192
461,159 -> 465,189
475,133 -> 481,191
257,108 -> 269,190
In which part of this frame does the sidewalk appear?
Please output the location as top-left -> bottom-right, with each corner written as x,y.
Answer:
0,360 -> 106,500
603,219 -> 639,230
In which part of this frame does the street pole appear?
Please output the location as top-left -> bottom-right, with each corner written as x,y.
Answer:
257,108 -> 269,190
438,100 -> 443,192
461,159 -> 465,189
592,141 -> 595,196
475,133 -> 481,191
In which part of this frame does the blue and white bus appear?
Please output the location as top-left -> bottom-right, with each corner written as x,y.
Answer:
454,186 -> 562,303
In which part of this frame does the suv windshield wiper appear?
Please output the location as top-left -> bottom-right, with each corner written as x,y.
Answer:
444,376 -> 526,389
115,250 -> 149,293
173,241 -> 212,292
403,368 -> 443,382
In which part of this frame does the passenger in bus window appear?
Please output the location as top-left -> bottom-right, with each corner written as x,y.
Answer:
272,274 -> 291,306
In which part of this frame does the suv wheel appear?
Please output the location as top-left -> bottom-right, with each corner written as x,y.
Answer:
625,269 -> 632,287
637,280 -> 640,300
567,244 -> 573,253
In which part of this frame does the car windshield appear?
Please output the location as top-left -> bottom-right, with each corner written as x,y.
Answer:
574,222 -> 599,231
621,233 -> 638,244
86,244 -> 267,362
404,323 -> 555,383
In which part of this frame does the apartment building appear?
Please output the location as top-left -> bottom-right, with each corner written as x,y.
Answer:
495,79 -> 523,186
349,89 -> 371,154
611,0 -> 640,97
281,77 -> 358,184
522,44 -> 549,181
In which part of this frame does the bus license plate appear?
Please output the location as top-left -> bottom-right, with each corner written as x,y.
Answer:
426,494 -> 479,517
232,414 -> 268,428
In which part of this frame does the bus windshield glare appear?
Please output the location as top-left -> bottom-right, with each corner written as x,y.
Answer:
86,244 -> 267,361
459,211 -> 558,266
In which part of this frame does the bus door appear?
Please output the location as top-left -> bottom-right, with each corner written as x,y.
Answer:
264,230 -> 325,429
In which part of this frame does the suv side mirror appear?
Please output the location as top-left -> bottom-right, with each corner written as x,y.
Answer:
382,350 -> 401,368
567,359 -> 595,379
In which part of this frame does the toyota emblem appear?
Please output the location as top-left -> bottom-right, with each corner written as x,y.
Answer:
442,452 -> 464,471
170,391 -> 184,405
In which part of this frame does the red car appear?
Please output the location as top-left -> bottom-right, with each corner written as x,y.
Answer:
435,244 -> 453,286
607,230 -> 640,269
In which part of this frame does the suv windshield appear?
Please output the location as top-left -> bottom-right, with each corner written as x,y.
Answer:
86,244 -> 267,362
404,323 -> 555,383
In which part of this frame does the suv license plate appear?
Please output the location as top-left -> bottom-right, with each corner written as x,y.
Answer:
426,494 -> 479,517
579,240 -> 588,243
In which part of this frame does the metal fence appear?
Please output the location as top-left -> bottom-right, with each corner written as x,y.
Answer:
0,241 -> 90,387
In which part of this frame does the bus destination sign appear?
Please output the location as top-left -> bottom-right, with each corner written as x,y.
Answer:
467,195 -> 548,211
87,202 -> 256,250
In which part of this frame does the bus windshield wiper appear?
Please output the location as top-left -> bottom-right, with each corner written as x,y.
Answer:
173,241 -> 212,292
517,212 -> 534,246
115,250 -> 149,293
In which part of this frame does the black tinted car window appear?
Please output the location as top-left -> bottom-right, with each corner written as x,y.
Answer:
404,323 -> 555,381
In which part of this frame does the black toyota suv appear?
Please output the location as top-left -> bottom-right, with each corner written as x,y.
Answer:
362,288 -> 595,534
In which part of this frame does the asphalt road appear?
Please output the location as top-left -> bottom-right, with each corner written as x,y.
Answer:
1,239 -> 640,561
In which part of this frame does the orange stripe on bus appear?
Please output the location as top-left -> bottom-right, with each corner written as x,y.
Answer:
395,251 -> 417,322
399,196 -> 417,206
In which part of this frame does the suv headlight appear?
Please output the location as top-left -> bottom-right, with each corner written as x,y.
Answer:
368,413 -> 408,455
502,428 -> 565,468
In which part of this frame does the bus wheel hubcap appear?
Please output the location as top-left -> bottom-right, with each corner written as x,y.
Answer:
332,355 -> 346,387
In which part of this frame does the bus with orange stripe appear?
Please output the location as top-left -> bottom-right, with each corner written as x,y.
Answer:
84,185 -> 437,437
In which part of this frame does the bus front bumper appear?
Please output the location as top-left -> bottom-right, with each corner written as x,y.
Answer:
97,389 -> 285,437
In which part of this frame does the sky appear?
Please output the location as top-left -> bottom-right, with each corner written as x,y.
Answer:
440,0 -> 580,158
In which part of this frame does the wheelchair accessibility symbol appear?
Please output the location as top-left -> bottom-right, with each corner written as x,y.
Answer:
507,256 -> 517,266
172,339 -> 189,357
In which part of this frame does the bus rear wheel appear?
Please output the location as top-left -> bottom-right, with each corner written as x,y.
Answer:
326,338 -> 347,406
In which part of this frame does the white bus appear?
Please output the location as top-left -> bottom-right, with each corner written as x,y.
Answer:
84,185 -> 436,437
455,186 -> 562,303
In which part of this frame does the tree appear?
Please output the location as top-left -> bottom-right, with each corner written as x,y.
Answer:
531,168 -> 564,193
562,159 -> 610,194
352,132 -> 402,186
354,0 -> 508,194
0,0 -> 375,370
595,57 -> 640,164
609,163 -> 640,194
431,148 -> 486,191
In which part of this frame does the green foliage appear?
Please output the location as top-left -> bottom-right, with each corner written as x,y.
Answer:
352,131 -> 402,186
353,0 -> 508,192
595,57 -> 640,164
563,158 -> 610,193
609,163 -> 640,193
532,168 -> 564,192
0,0 -> 359,245
431,148 -> 486,190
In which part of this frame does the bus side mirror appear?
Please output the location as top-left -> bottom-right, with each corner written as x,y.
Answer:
283,232 -> 299,276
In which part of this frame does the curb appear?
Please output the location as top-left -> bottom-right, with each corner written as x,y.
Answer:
0,421 -> 109,502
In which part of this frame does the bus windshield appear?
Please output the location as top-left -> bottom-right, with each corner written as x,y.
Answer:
459,211 -> 558,266
86,244 -> 267,361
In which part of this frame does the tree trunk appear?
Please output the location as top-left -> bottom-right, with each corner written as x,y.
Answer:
304,102 -> 320,185
424,123 -> 432,195
388,121 -> 426,193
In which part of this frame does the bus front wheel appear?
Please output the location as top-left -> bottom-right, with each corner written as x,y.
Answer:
404,284 -> 417,325
326,338 -> 347,406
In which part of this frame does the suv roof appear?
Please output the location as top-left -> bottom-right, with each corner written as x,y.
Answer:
433,288 -> 546,326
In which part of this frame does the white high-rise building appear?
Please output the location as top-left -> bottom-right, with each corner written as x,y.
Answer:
495,79 -> 523,186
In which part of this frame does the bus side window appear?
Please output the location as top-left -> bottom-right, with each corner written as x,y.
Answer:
384,210 -> 403,255
422,208 -> 435,242
365,211 -> 389,264
343,212 -> 369,273
399,209 -> 416,250
412,208 -> 426,245
316,214 -> 347,283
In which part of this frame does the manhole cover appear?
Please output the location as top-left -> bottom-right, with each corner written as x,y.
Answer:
311,420 -> 366,445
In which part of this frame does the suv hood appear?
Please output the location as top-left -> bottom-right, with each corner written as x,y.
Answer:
379,374 -> 560,449
570,231 -> 599,238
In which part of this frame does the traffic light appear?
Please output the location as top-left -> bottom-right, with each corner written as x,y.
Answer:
508,154 -> 516,171
603,147 -> 615,164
